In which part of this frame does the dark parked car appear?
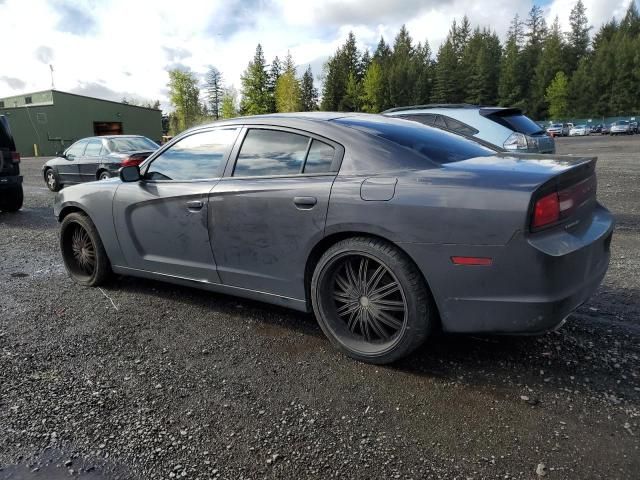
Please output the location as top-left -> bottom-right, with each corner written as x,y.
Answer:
43,135 -> 159,191
0,115 -> 23,212
590,124 -> 602,134
53,113 -> 613,364
602,123 -> 611,135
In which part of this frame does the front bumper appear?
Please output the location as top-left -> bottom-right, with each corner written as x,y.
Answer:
0,175 -> 22,189
400,204 -> 614,334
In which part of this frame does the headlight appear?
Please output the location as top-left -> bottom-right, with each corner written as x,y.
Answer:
503,132 -> 528,150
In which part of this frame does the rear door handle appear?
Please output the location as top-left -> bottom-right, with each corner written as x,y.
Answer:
293,196 -> 317,209
186,200 -> 203,210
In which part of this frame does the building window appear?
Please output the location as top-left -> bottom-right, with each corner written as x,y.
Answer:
25,96 -> 32,104
0,101 -> 4,108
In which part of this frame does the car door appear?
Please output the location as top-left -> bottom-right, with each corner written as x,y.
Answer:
78,138 -> 103,182
113,127 -> 241,283
209,126 -> 342,300
58,139 -> 87,183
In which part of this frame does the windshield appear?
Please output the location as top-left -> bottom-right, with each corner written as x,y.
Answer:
550,124 -> 563,128
107,136 -> 159,152
575,125 -> 586,128
333,116 -> 494,165
615,120 -> 629,125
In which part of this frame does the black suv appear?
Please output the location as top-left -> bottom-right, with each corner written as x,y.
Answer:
0,115 -> 23,212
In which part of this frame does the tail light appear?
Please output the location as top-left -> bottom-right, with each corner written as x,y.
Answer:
121,156 -> 144,167
11,152 -> 20,163
503,132 -> 528,150
531,176 -> 597,231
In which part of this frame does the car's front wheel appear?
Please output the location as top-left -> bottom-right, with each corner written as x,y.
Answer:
311,237 -> 434,364
45,168 -> 61,192
98,170 -> 110,181
60,212 -> 111,286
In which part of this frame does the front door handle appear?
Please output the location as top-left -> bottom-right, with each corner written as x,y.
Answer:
186,200 -> 203,210
293,196 -> 317,209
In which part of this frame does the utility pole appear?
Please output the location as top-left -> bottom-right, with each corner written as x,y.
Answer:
49,64 -> 55,89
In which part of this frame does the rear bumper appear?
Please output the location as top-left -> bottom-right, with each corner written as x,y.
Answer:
0,175 -> 22,188
400,204 -> 614,334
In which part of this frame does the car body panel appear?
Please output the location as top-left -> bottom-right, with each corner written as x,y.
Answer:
54,113 -> 613,335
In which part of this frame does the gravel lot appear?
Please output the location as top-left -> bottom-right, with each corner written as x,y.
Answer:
1,135 -> 638,479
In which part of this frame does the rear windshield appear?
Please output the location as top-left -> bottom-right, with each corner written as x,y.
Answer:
107,136 -> 158,152
487,112 -> 544,135
0,116 -> 16,150
332,116 -> 494,165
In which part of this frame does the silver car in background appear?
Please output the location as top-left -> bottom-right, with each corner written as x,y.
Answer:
383,104 -> 555,153
610,120 -> 631,135
569,124 -> 591,136
546,123 -> 570,137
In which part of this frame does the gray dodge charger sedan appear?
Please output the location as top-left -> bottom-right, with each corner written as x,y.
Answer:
53,113 -> 613,364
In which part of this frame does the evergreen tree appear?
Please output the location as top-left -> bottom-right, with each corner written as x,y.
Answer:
462,28 -> 502,105
545,71 -> 569,119
522,5 -> 547,113
220,87 -> 238,119
300,65 -> 318,111
388,25 -> 416,107
412,41 -> 433,104
266,56 -> 282,113
204,66 -> 224,120
240,44 -> 270,115
499,15 -> 525,107
361,61 -> 385,112
431,36 -> 459,102
342,72 -> 363,111
566,0 -> 590,72
321,31 -> 362,110
275,52 -> 301,112
531,17 -> 567,118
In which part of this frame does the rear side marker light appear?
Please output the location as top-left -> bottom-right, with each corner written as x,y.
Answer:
121,157 -> 143,167
532,192 -> 560,229
451,256 -> 493,266
11,152 -> 20,163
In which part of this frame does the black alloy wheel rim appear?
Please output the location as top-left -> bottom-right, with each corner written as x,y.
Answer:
63,223 -> 96,279
321,252 -> 408,354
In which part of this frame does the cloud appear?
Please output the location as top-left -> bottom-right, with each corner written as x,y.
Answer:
208,0 -> 273,39
0,76 -> 27,90
34,46 -> 54,64
162,46 -> 192,62
54,1 -> 97,35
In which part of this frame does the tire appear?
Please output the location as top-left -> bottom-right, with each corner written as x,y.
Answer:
98,170 -> 110,181
60,212 -> 111,286
311,237 -> 434,364
0,185 -> 23,212
45,168 -> 61,192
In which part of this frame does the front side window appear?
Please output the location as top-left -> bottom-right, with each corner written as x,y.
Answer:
66,140 -> 88,159
233,129 -> 309,177
146,128 -> 239,181
84,139 -> 103,157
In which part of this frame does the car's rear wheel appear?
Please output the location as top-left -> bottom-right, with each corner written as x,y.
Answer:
0,185 -> 23,212
60,212 -> 111,286
45,168 -> 61,192
98,170 -> 110,181
311,237 -> 433,364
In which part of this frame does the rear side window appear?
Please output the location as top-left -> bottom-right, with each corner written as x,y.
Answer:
333,117 -> 494,165
304,140 -> 334,173
397,114 -> 437,126
442,116 -> 479,136
146,128 -> 239,181
234,129 -> 309,177
487,113 -> 543,135
84,140 -> 103,157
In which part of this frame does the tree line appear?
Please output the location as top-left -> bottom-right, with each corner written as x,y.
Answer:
166,1 -> 640,134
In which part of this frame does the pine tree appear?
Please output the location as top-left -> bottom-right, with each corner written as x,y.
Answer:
266,56 -> 282,113
412,41 -> 433,104
342,72 -> 363,111
220,87 -> 238,119
463,29 -> 502,105
499,15 -> 525,107
522,5 -> 548,113
204,66 -> 224,120
300,65 -> 318,111
566,0 -> 590,72
321,31 -> 363,111
388,25 -> 416,107
545,71 -> 569,119
275,51 -> 301,112
240,44 -> 270,115
531,17 -> 567,118
361,61 -> 384,112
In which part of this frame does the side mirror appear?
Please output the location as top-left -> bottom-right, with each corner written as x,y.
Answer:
120,165 -> 141,182
56,151 -> 67,159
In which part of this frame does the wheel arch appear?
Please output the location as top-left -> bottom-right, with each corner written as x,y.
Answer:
58,204 -> 89,223
304,231 -> 441,327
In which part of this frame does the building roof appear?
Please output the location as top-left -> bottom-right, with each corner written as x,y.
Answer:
0,89 -> 160,111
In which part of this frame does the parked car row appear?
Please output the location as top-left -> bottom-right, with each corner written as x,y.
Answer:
546,120 -> 639,137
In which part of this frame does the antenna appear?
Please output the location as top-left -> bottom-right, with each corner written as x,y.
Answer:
49,64 -> 55,89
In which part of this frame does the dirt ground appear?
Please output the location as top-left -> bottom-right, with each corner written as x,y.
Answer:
0,134 -> 638,479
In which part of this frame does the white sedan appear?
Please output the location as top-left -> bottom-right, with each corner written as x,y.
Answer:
569,124 -> 591,136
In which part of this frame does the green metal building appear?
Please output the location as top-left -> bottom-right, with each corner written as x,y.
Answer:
0,90 -> 162,156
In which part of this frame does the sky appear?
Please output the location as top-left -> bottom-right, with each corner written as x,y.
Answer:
0,0 -> 636,111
